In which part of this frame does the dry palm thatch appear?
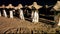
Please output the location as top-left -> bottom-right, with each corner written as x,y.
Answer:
53,1 -> 60,11
6,4 -> 14,9
14,4 -> 23,10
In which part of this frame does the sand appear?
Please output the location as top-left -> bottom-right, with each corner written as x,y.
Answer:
0,17 -> 60,33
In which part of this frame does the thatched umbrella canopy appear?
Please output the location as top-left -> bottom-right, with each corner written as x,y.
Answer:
53,1 -> 60,11
0,5 -> 6,11
6,4 -> 14,9
5,4 -> 14,18
15,4 -> 25,20
0,5 -> 5,8
1,5 -> 5,8
14,4 -> 23,10
28,5 -> 33,9
32,2 -> 42,10
51,1 -> 60,26
28,2 -> 42,9
6,4 -> 15,12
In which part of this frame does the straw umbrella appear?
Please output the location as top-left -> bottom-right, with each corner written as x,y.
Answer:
28,2 -> 43,23
24,5 -> 31,18
1,5 -> 7,17
53,1 -> 60,11
28,5 -> 34,19
24,5 -> 28,15
52,1 -> 60,26
6,4 -> 14,18
15,4 -> 25,20
32,2 -> 43,23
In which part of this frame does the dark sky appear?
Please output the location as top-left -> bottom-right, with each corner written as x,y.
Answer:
0,0 -> 57,6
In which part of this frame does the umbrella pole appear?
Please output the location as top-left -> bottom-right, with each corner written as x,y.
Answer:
10,10 -> 13,18
36,10 -> 39,23
32,10 -> 39,23
0,11 -> 1,17
3,10 -> 7,17
19,9 -> 25,20
31,10 -> 34,18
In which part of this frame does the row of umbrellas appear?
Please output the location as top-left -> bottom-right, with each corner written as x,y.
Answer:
0,1 -> 60,10
0,4 -> 23,10
0,2 -> 43,23
0,1 -> 60,25
0,2 -> 60,10
0,2 -> 54,9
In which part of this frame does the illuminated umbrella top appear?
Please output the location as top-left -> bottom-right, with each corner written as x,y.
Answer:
45,5 -> 49,8
28,2 -> 43,10
53,1 -> 60,11
33,2 -> 42,9
15,4 -> 23,10
28,5 -> 33,9
25,5 -> 28,8
6,4 -> 14,9
0,5 -> 5,8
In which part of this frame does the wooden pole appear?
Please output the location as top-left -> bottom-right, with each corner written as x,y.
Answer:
10,10 -> 13,18
32,10 -> 39,23
31,10 -> 34,18
19,9 -> 25,20
3,10 -> 7,17
17,4 -> 25,20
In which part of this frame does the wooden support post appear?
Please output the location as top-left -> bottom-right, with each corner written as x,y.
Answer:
32,10 -> 39,23
19,9 -> 25,20
10,10 -> 13,18
31,11 -> 34,18
3,10 -> 7,17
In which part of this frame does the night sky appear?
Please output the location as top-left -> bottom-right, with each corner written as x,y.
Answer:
0,0 -> 57,6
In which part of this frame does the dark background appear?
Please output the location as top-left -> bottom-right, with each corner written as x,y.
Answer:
0,0 -> 57,6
